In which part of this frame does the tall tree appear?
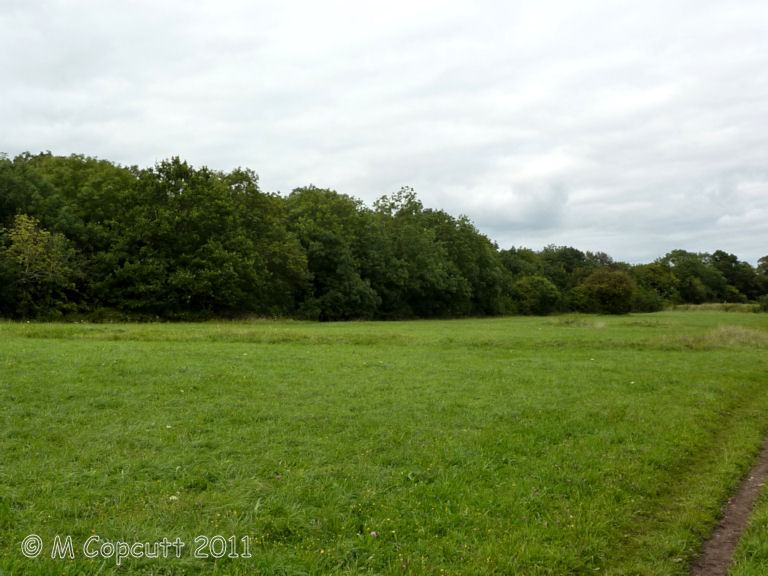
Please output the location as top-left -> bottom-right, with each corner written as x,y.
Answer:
285,186 -> 379,320
372,188 -> 467,318
709,250 -> 759,301
422,209 -> 509,315
662,250 -> 728,303
1,214 -> 78,317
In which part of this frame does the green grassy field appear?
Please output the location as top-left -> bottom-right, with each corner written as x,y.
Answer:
1,312 -> 768,575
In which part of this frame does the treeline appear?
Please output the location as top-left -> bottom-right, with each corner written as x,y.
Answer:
1,152 -> 766,320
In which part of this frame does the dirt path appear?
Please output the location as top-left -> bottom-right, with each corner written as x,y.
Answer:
690,438 -> 768,576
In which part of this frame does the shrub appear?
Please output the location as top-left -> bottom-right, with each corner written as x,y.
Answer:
580,269 -> 636,314
511,275 -> 561,315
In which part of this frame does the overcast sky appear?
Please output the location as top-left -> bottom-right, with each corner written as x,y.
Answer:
2,0 -> 767,264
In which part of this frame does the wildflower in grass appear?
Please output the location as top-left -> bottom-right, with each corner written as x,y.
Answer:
370,531 -> 377,537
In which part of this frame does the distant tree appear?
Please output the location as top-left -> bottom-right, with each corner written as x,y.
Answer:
4,150 -> 765,319
422,209 -> 508,315
662,250 -> 728,303
758,255 -> 768,277
0,155 -> 19,226
499,247 -> 541,279
631,261 -> 679,302
511,275 -> 561,315
372,188 -> 466,318
710,250 -> 759,301
578,269 -> 635,314
630,286 -> 666,312
757,256 -> 768,299
539,245 -> 589,292
585,251 -> 616,269
1,214 -> 78,317
225,168 -> 309,315
89,158 -> 308,317
285,186 -> 379,320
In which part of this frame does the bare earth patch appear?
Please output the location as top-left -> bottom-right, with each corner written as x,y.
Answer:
691,438 -> 768,576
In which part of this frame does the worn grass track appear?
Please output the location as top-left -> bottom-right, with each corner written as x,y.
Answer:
1,311 -> 767,575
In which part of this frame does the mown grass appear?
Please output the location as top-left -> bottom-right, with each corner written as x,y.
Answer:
1,311 -> 767,575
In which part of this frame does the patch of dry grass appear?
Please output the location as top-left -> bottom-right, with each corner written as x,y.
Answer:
658,325 -> 768,350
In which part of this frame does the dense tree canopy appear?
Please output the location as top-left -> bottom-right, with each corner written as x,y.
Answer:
1,152 -> 766,319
